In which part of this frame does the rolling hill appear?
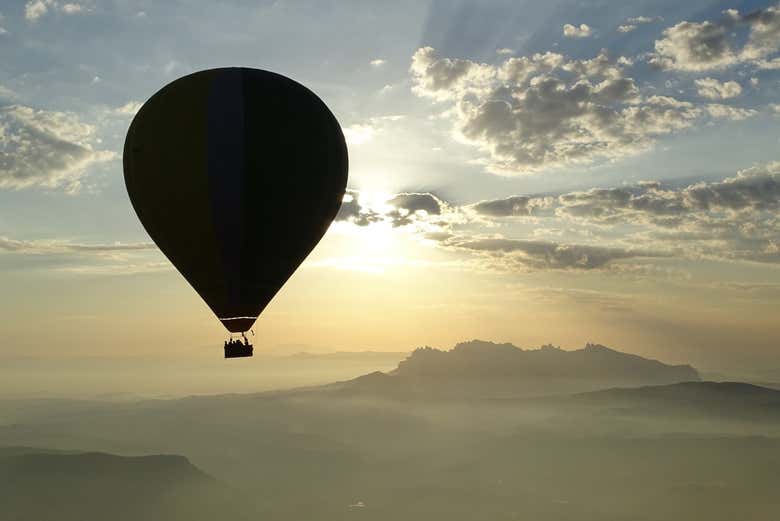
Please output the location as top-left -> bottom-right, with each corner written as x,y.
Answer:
0,448 -> 254,521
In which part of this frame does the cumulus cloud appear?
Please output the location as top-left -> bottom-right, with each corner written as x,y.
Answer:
694,78 -> 742,99
25,0 -> 87,21
650,4 -> 780,71
650,20 -> 735,71
370,58 -> 386,67
0,104 -> 115,191
410,47 -> 717,175
410,46 -> 495,102
618,25 -> 636,33
563,23 -> 593,38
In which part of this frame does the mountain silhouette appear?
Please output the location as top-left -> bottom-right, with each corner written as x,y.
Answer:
331,340 -> 699,398
0,448 -> 254,521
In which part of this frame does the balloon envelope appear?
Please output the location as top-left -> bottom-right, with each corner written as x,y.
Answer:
123,68 -> 348,332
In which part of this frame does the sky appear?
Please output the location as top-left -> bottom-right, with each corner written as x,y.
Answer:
1,0 -> 779,374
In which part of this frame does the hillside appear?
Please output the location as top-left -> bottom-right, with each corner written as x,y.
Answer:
0,448 -> 254,521
332,340 -> 699,398
2,378 -> 780,521
563,381 -> 780,422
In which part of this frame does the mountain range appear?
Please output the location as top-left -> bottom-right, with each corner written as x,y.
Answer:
330,340 -> 700,398
2,339 -> 780,521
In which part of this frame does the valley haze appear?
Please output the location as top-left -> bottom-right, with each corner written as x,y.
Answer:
2,339 -> 779,521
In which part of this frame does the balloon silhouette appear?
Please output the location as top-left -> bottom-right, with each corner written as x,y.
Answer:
123,68 -> 348,334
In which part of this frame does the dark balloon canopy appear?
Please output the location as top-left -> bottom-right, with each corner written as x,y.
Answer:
123,68 -> 348,333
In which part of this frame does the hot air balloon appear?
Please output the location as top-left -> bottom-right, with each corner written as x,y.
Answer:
123,68 -> 348,358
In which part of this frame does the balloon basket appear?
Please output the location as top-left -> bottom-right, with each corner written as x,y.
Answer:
224,343 -> 253,359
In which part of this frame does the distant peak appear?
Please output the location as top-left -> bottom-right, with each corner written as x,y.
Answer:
583,343 -> 614,351
452,339 -> 522,353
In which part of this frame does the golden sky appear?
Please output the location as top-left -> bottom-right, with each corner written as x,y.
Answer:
1,0 -> 779,376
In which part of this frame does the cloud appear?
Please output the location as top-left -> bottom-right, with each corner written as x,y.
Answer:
385,193 -> 448,228
334,191 -> 383,227
61,3 -> 82,14
114,100 -> 143,116
336,190 -> 452,229
0,85 -> 16,101
386,193 -> 443,216
496,48 -> 515,55
0,236 -> 155,255
25,0 -> 49,21
694,78 -> 742,100
557,164 -> 780,222
342,115 -> 405,146
704,103 -> 756,120
337,161 -> 780,269
25,0 -> 87,21
563,23 -> 593,38
627,16 -> 662,25
684,163 -> 780,212
0,236 -> 166,276
650,4 -> 780,71
410,47 -> 715,175
650,20 -> 735,71
617,25 -> 636,33
469,195 -> 553,217
0,104 -> 115,191
438,235 -> 662,271
410,47 -> 495,102
370,58 -> 386,67
55,261 -> 170,276
554,162 -> 780,264
343,124 -> 375,145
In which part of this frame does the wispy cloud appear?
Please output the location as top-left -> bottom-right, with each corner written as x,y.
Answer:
0,236 -> 155,254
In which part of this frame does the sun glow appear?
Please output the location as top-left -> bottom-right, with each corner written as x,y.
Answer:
316,190 -> 428,273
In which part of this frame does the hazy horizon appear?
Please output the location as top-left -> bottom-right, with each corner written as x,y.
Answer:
4,2 -> 780,519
